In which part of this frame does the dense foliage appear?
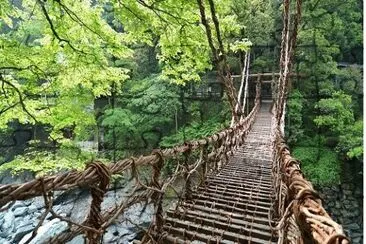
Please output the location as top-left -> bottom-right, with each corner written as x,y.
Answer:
0,0 -> 362,186
286,0 -> 363,185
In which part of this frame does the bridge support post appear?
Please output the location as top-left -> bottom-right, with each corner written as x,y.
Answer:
85,162 -> 111,244
183,146 -> 192,200
213,140 -> 222,171
200,144 -> 208,185
151,151 -> 164,237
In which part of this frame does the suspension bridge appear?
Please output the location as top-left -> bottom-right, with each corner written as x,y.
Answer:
0,0 -> 351,243
0,80 -> 349,243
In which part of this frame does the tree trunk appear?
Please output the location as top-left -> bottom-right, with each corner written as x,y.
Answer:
196,0 -> 239,122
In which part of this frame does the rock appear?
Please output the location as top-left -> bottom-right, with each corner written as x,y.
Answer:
0,211 -> 15,238
15,215 -> 32,228
125,203 -> 153,225
69,194 -> 91,223
46,212 -> 52,220
331,185 -> 339,191
343,199 -> 351,205
0,212 -> 4,227
0,170 -> 34,184
345,223 -> 360,231
28,205 -> 38,214
341,183 -> 350,190
351,200 -> 359,208
24,200 -> 32,206
340,210 -> 354,219
342,218 -> 353,225
54,203 -> 74,216
0,238 -> 11,244
13,207 -> 28,217
335,202 -> 341,209
11,201 -> 26,210
66,235 -> 85,244
32,197 -> 45,210
13,225 -> 34,243
102,192 -> 118,211
344,204 -> 352,209
53,188 -> 83,206
103,226 -> 118,243
33,212 -> 42,219
117,232 -> 137,243
351,232 -> 363,238
19,218 -> 68,244
353,237 -> 362,244
354,188 -> 362,195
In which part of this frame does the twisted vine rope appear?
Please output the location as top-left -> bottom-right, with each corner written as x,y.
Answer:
273,129 -> 349,244
85,162 -> 111,243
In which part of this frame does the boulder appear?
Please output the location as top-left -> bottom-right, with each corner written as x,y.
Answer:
28,205 -> 38,214
0,237 -> 11,244
0,211 -> 15,238
345,223 -> 360,231
0,212 -> 4,227
13,207 -> 28,217
11,201 -> 26,210
66,235 -> 85,244
15,215 -> 32,228
19,218 -> 68,244
13,225 -> 34,243
54,203 -> 74,216
32,197 -> 45,210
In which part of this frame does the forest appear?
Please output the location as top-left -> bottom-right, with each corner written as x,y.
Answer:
0,0 -> 363,187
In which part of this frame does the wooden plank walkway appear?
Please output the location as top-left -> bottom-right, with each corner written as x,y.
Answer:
158,102 -> 277,243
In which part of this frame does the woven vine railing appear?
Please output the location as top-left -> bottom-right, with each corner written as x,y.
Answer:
0,82 -> 262,243
272,128 -> 349,244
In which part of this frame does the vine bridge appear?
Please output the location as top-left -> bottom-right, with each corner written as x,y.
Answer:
0,0 -> 350,243
0,81 -> 349,244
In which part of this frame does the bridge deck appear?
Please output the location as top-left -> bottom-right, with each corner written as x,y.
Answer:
158,103 -> 276,243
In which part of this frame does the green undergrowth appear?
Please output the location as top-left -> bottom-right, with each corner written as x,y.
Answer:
292,146 -> 341,186
159,119 -> 228,148
0,146 -> 95,177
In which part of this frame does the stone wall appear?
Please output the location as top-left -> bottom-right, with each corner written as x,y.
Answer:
317,182 -> 363,244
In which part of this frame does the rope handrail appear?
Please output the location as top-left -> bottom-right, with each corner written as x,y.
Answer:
273,128 -> 349,244
0,99 -> 260,206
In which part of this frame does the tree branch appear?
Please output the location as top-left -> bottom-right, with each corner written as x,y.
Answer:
0,74 -> 38,124
54,0 -> 107,41
207,0 -> 225,57
137,0 -> 196,25
37,0 -> 85,54
117,0 -> 144,22
196,0 -> 218,62
136,0 -> 169,24
196,0 -> 238,121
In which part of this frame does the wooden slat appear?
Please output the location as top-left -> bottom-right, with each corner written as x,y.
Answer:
181,202 -> 277,226
163,218 -> 276,244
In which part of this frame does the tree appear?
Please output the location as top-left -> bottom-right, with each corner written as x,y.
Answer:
286,89 -> 304,145
0,0 -> 131,141
100,75 -> 180,157
111,0 -> 252,120
286,0 -> 362,185
314,91 -> 363,160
